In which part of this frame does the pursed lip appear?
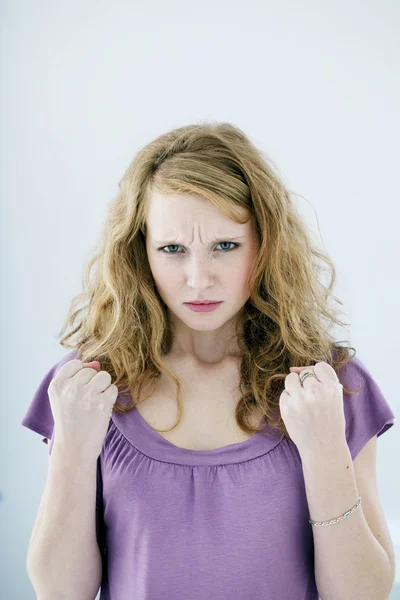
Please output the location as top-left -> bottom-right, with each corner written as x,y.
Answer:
184,300 -> 222,305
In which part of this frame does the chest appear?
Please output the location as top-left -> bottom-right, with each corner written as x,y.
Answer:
135,361 -> 262,451
102,417 -> 313,600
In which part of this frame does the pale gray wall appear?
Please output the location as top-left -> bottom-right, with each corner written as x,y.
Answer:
1,0 -> 399,597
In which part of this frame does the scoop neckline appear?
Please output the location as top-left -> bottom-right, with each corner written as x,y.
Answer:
111,397 -> 284,466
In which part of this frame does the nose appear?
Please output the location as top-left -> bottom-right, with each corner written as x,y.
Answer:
185,256 -> 215,288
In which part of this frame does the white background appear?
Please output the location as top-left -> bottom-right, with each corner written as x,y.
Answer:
1,0 -> 399,597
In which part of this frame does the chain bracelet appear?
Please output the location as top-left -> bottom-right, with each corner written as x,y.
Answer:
309,495 -> 362,526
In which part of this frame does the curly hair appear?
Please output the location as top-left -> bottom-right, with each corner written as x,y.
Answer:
58,121 -> 362,442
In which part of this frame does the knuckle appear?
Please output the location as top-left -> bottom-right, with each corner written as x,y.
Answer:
49,377 -> 63,394
97,370 -> 112,382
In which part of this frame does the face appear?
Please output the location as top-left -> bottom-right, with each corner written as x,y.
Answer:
145,191 -> 259,331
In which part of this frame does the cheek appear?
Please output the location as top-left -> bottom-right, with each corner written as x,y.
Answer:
150,262 -> 179,291
229,255 -> 254,280
221,263 -> 252,296
233,257 -> 256,293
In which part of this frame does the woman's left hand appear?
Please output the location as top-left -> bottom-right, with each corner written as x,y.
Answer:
279,361 -> 347,458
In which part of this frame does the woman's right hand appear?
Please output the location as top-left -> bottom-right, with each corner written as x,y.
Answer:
48,358 -> 119,462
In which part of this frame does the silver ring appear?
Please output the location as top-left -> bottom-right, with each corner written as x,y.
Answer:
300,372 -> 317,387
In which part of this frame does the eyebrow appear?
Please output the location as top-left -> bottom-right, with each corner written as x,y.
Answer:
153,235 -> 247,244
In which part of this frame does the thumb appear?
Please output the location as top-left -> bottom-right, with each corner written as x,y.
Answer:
83,360 -> 101,371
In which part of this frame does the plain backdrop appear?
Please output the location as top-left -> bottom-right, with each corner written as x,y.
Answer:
1,1 -> 399,598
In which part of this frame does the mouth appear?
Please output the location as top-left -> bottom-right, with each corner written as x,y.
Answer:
184,301 -> 222,305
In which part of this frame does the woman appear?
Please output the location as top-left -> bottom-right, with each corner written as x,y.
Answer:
22,122 -> 396,599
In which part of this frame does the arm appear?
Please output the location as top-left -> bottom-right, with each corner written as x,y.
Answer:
26,444 -> 102,600
301,441 -> 394,600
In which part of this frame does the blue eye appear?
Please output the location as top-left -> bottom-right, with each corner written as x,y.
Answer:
158,242 -> 240,255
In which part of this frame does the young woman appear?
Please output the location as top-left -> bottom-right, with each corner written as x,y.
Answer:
22,122 -> 396,599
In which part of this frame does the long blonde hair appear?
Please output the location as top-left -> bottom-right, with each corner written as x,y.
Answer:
58,121 -> 362,442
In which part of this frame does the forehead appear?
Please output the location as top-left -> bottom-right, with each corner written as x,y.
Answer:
145,191 -> 251,232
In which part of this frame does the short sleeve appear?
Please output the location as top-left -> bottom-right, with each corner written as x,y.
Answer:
21,350 -> 104,510
338,354 -> 396,461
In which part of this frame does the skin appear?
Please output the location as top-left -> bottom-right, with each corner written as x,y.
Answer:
144,191 -> 260,368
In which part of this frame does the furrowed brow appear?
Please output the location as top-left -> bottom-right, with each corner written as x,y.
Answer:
154,235 -> 246,244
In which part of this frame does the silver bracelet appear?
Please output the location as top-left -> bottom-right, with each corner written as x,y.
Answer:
309,495 -> 362,526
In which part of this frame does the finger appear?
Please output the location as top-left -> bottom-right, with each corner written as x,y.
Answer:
55,359 -> 86,379
313,361 -> 340,384
288,365 -> 322,391
285,371 -> 305,393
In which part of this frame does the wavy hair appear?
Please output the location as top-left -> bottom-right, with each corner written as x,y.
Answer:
58,121 -> 363,442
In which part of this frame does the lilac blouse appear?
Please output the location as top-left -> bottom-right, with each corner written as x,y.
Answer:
21,350 -> 396,599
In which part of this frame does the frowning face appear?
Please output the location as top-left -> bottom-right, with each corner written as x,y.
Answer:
145,191 -> 259,332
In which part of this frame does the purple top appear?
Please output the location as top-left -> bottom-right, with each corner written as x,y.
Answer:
21,350 -> 396,600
